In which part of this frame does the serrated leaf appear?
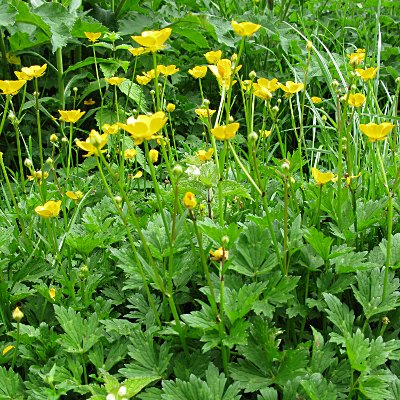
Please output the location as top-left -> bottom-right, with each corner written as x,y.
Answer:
230,222 -> 276,277
305,227 -> 333,261
352,267 -> 400,319
359,370 -> 396,400
220,180 -> 251,199
379,233 -> 400,268
118,79 -> 147,111
323,293 -> 354,337
300,373 -> 337,400
257,387 -> 278,400
0,367 -> 25,399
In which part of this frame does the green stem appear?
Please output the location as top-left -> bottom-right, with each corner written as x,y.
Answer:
283,176 -> 289,275
0,29 -> 9,79
11,321 -> 20,369
34,78 -> 44,171
0,95 -> 11,137
66,122 -> 74,180
56,48 -> 65,109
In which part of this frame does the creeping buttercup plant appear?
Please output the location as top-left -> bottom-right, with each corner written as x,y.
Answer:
0,0 -> 400,399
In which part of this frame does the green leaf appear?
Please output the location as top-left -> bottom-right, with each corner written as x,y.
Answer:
310,326 -> 337,374
323,293 -> 354,337
359,371 -> 396,400
182,301 -> 217,330
345,329 -> 370,372
257,387 -> 278,400
305,227 -> 333,261
230,222 -> 276,277
300,373 -> 337,400
220,180 -> 251,200
0,367 -> 25,399
224,282 -> 267,323
34,2 -> 76,51
352,267 -> 400,319
0,3 -> 17,27
54,305 -> 103,353
379,233 -> 400,268
173,26 -> 209,48
118,79 -> 147,111
119,331 -> 171,379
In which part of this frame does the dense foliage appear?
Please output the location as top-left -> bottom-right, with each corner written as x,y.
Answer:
0,0 -> 400,399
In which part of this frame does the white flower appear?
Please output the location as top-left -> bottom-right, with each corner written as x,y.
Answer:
106,394 -> 116,400
185,165 -> 201,178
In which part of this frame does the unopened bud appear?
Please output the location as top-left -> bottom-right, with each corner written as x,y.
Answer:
306,40 -> 313,51
203,99 -> 210,107
249,70 -> 257,79
231,53 -> 238,62
331,80 -> 339,90
114,195 -> 122,205
248,131 -> 258,143
150,90 -> 155,96
50,133 -> 58,143
229,115 -> 234,123
322,115 -> 327,122
12,306 -> 24,322
8,111 -> 16,121
61,136 -> 68,143
282,160 -> 290,171
73,87 -> 78,93
272,105 -> 279,115
46,157 -> 53,166
118,386 -> 127,396
166,103 -> 175,113
24,158 -> 33,168
221,235 -> 229,246
172,164 -> 183,177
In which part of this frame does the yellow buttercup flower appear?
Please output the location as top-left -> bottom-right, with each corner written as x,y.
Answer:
188,66 -> 207,79
355,67 -> 379,81
132,170 -> 143,179
0,80 -> 26,95
128,47 -> 148,56
131,28 -> 172,52
360,122 -> 395,142
58,109 -> 85,123
347,49 -> 365,66
346,93 -> 366,108
124,148 -> 137,159
49,287 -> 56,300
157,64 -> 179,76
149,149 -> 159,163
208,59 -> 239,89
253,78 -> 279,101
117,112 -> 167,145
2,345 -> 15,356
102,123 -> 119,134
27,170 -> 49,182
195,108 -> 216,118
35,200 -> 62,218
210,247 -> 229,261
279,81 -> 304,95
136,75 -> 152,85
84,98 -> 95,106
15,64 -> 47,80
311,96 -> 322,104
231,20 -> 261,37
259,130 -> 271,138
211,122 -> 240,140
76,129 -> 108,157
84,32 -> 102,43
183,192 -> 197,209
312,167 -> 334,185
66,190 -> 83,200
105,77 -> 126,86
197,148 -> 214,161
143,69 -> 156,80
50,134 -> 58,143
204,50 -> 222,64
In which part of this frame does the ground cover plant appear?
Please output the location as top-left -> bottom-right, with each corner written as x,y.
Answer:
0,0 -> 400,398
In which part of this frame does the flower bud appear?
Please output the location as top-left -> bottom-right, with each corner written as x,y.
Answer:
322,115 -> 327,122
272,105 -> 279,115
24,158 -> 33,168
203,99 -> 210,107
331,80 -> 339,90
8,111 -> 16,122
249,70 -> 257,79
106,395 -> 116,400
221,235 -> 229,246
172,164 -> 183,177
150,89 -> 155,96
350,84 -> 357,91
73,87 -> 78,93
166,103 -> 176,113
306,40 -> 313,51
12,306 -> 24,322
282,160 -> 290,171
50,133 -> 58,143
114,195 -> 122,205
228,115 -> 234,123
248,131 -> 258,144
61,136 -> 68,143
118,387 -> 127,396
149,149 -> 159,163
